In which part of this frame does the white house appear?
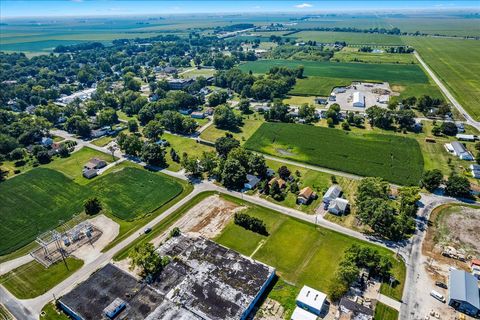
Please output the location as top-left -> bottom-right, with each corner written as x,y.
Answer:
328,198 -> 349,215
323,185 -> 342,203
296,285 -> 327,316
352,92 -> 365,108
471,164 -> 480,179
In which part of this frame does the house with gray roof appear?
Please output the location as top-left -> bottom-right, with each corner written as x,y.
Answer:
323,185 -> 342,203
447,141 -> 474,161
448,269 -> 480,318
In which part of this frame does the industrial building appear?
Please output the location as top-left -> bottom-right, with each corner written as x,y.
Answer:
352,92 -> 365,108
292,285 -> 327,318
59,235 -> 275,320
448,269 -> 480,318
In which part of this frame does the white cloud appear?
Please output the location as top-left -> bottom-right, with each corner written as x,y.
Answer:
295,3 -> 313,8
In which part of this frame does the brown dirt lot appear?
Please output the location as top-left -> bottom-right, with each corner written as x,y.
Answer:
423,204 -> 480,269
151,195 -> 245,247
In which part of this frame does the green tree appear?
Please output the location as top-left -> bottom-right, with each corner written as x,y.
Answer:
213,105 -> 241,129
143,120 -> 164,141
118,134 -> 143,157
298,103 -> 317,123
84,197 -> 102,215
421,169 -> 443,192
181,154 -> 202,177
141,143 -> 166,167
128,119 -> 139,133
96,108 -> 118,127
215,134 -> 240,158
129,242 -> 165,277
445,174 -> 471,198
221,158 -> 246,189
238,99 -> 251,114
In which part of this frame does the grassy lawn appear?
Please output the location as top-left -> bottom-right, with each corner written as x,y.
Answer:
403,36 -> 480,121
214,194 -> 406,306
163,133 -> 214,171
117,110 -> 136,122
294,31 -> 404,46
180,68 -> 216,78
0,257 -> 83,299
245,122 -> 424,186
200,115 -> 264,144
374,302 -> 399,320
90,135 -> 114,147
239,59 -> 428,85
41,302 -> 70,320
45,147 -> 115,185
283,95 -> 316,105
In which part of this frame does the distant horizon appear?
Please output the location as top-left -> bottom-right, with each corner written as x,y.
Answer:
1,0 -> 479,19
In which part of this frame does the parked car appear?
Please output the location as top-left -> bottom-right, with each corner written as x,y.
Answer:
435,281 -> 448,289
430,290 -> 446,303
144,227 -> 152,234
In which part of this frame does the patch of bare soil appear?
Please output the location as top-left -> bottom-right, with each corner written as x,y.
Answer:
441,207 -> 480,256
276,148 -> 294,156
151,195 -> 245,247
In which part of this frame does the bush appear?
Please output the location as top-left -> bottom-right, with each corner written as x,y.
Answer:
84,197 -> 102,215
13,169 -> 21,174
170,227 -> 181,237
234,212 -> 268,236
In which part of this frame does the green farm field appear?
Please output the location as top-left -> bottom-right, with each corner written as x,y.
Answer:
214,195 -> 406,307
332,48 -> 416,64
245,123 -> 424,185
239,59 -> 429,85
404,36 -> 480,121
289,76 -> 351,96
294,31 -> 404,46
0,166 -> 183,255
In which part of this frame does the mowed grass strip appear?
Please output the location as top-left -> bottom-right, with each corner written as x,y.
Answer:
0,257 -> 83,299
239,59 -> 428,85
0,167 -> 183,255
244,122 -> 424,185
374,302 -> 399,320
214,194 -> 406,301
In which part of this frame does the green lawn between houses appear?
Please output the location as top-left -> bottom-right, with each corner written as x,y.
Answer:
0,257 -> 83,299
374,302 -> 399,320
245,122 -> 424,186
214,194 -> 406,317
0,164 -> 184,256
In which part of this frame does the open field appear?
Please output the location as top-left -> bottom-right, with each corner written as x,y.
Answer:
45,147 -> 115,184
0,257 -> 83,299
163,133 -> 214,171
289,76 -> 351,96
180,68 -> 216,78
214,194 -> 406,304
240,59 -> 429,85
200,116 -> 264,143
0,165 -> 183,255
333,48 -> 416,64
403,36 -> 480,121
245,122 -> 424,185
293,31 -> 404,46
374,302 -> 399,320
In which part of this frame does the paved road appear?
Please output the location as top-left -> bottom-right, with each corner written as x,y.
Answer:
0,255 -> 33,276
414,51 -> 480,130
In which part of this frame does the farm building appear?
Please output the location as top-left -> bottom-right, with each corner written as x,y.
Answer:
456,134 -> 476,142
295,285 -> 327,317
291,307 -> 317,320
84,158 -> 107,170
445,141 -> 474,160
378,95 -> 390,104
59,235 -> 275,320
448,269 -> 480,318
297,187 -> 317,205
323,185 -> 342,203
352,92 -> 365,108
471,164 -> 480,179
328,198 -> 349,215
244,174 -> 261,190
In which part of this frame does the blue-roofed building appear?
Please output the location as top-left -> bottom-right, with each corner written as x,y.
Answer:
448,269 -> 480,318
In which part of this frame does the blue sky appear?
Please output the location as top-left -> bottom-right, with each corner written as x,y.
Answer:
1,1 -> 478,18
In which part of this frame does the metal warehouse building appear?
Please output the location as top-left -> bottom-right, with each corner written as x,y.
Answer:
448,269 -> 480,318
